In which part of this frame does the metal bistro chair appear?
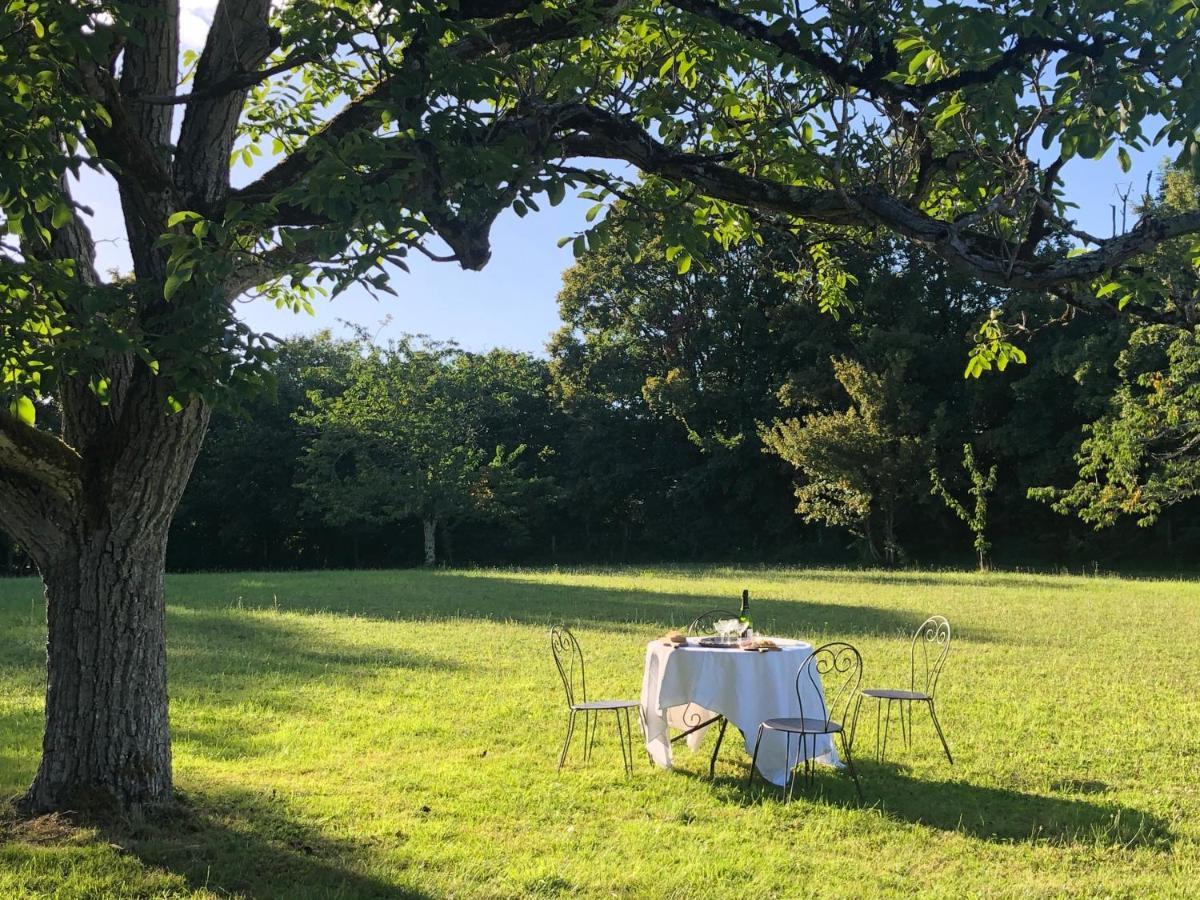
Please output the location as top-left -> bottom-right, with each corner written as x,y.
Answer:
550,625 -> 640,776
747,642 -> 864,801
668,609 -> 740,777
860,615 -> 953,765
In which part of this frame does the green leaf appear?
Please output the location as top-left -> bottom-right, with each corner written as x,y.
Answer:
167,210 -> 201,227
9,395 -> 35,426
164,272 -> 186,300
1117,147 -> 1132,173
50,202 -> 72,229
907,49 -> 934,74
547,180 -> 565,206
935,100 -> 966,126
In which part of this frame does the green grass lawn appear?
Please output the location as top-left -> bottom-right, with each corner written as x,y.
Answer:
2,567 -> 1200,898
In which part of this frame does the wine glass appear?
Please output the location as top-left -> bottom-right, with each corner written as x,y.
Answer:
715,618 -> 740,644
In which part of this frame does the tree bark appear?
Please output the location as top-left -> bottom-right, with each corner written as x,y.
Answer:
422,516 -> 437,566
11,374 -> 209,816
25,531 -> 173,816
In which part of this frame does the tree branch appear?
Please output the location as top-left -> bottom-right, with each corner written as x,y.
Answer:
131,52 -> 309,106
548,102 -> 1200,295
233,0 -> 627,214
175,0 -> 276,212
0,412 -> 83,498
667,0 -> 1107,104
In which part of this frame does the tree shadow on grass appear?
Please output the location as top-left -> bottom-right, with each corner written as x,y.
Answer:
690,759 -> 1172,850
2,787 -> 431,900
169,607 -> 466,686
866,763 -> 1172,849
165,609 -> 468,761
0,609 -> 470,772
168,570 -> 999,644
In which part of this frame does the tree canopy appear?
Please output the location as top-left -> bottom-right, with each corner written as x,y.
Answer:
5,0 -> 1200,426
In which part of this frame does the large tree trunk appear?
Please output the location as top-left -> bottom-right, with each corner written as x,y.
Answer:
7,372 -> 209,816
25,532 -> 173,816
0,0 -> 276,818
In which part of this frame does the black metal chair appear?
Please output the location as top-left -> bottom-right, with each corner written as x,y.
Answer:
671,609 -> 740,776
550,625 -> 639,776
747,642 -> 864,800
859,615 -> 953,764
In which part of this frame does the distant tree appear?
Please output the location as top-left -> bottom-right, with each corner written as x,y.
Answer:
170,333 -> 358,569
550,203 -> 814,556
762,357 -> 926,565
930,443 -> 999,570
297,337 -> 528,566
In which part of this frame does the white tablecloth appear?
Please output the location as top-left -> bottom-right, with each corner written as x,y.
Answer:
641,638 -> 839,786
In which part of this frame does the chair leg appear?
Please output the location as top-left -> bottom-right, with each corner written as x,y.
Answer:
709,718 -> 728,778
881,699 -> 893,762
849,695 -> 863,753
927,700 -> 953,765
785,733 -> 795,802
878,696 -> 888,763
747,725 -> 764,789
558,710 -> 577,771
587,709 -> 600,761
840,731 -> 864,801
615,709 -> 631,776
624,707 -> 635,775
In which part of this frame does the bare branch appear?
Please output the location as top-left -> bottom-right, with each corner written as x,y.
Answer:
131,52 -> 312,106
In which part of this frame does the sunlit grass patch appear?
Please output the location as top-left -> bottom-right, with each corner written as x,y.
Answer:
2,566 -> 1199,897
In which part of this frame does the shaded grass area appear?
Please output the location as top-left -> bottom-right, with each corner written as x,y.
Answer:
1,566 -> 1199,897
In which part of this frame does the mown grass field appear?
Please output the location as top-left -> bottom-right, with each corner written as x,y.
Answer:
2,567 -> 1200,898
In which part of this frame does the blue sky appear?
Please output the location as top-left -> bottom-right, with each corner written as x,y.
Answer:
74,2 -> 1173,357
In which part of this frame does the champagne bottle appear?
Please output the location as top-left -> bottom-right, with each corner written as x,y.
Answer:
738,589 -> 753,636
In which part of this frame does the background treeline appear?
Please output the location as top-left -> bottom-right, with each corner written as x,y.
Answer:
6,177 -> 1196,574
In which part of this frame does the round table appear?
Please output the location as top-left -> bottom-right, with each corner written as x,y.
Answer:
640,637 -> 840,786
